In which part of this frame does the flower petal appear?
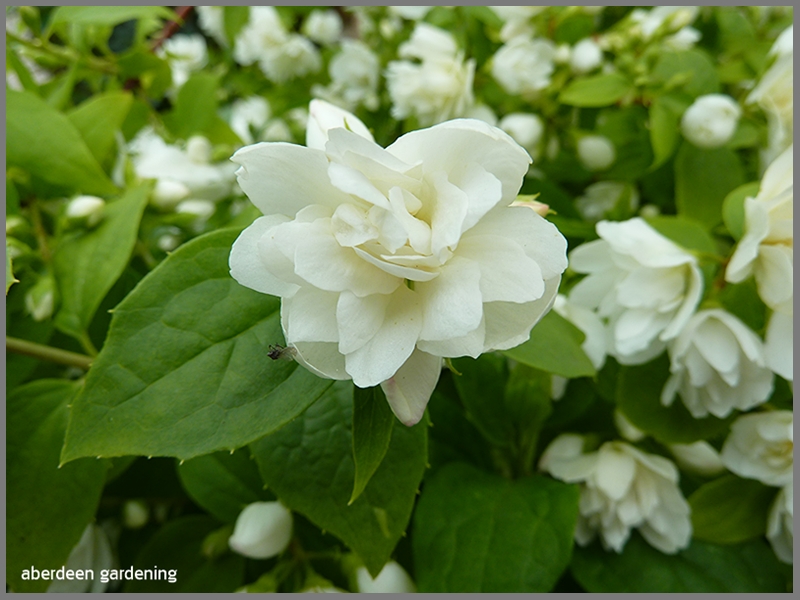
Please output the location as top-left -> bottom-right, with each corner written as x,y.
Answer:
418,257 -> 483,341
306,99 -> 374,151
764,311 -> 793,381
482,276 -> 560,351
380,349 -> 442,426
417,316 -> 485,358
336,291 -> 390,355
283,287 -> 340,344
230,216 -> 300,297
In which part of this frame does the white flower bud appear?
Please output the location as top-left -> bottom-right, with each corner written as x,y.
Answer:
47,524 -> 114,593
577,135 -> 616,171
721,410 -> 792,487
25,275 -> 56,321
639,204 -> 660,219
186,135 -> 213,164
499,113 -> 544,158
302,10 -> 343,45
553,43 -> 572,64
157,233 -> 182,253
65,195 -> 105,228
570,38 -> 603,74
767,481 -> 793,564
176,199 -> 216,221
680,94 -> 742,149
356,561 -> 416,593
463,104 -> 498,127
122,499 -> 149,529
151,179 -> 191,210
668,441 -> 725,476
229,501 -> 293,559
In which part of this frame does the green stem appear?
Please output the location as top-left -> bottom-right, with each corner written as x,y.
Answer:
77,330 -> 99,357
28,199 -> 51,264
6,336 -> 93,370
6,30 -> 117,74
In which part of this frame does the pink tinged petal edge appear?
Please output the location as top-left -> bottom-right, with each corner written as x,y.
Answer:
229,216 -> 299,297
380,349 -> 443,426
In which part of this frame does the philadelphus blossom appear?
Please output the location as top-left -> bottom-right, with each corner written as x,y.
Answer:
229,501 -> 293,559
540,434 -> 692,554
157,34 -> 208,89
764,311 -> 792,381
569,218 -> 703,364
492,6 -> 547,42
302,10 -> 343,46
65,195 -> 105,228
577,135 -> 616,171
721,410 -> 793,487
629,6 -> 699,40
680,94 -> 742,149
196,6 -> 227,47
386,24 -> 476,126
313,39 -> 380,111
356,561 -> 416,593
661,309 -> 774,419
491,35 -> 557,97
570,38 -> 603,74
498,113 -> 544,160
229,96 -> 271,145
767,481 -> 793,564
229,100 -> 567,425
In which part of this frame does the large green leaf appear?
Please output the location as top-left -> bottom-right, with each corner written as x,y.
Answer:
675,142 -> 745,228
412,462 -> 579,592
177,448 -> 270,523
559,73 -> 634,107
503,310 -> 596,378
351,385 -> 395,504
164,72 -> 240,144
53,184 -> 150,340
6,90 -> 117,196
67,91 -> 133,165
7,380 -> 108,593
250,381 -> 428,577
572,533 -> 787,592
617,356 -> 732,444
61,228 -> 333,462
124,515 -> 245,593
689,475 -> 777,545
650,50 -> 720,98
48,6 -> 174,28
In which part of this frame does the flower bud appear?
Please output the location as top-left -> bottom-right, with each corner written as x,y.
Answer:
680,94 -> 741,149
176,199 -> 216,221
575,181 -> 639,221
499,113 -> 544,157
66,195 -> 105,228
577,135 -> 616,171
25,274 -> 56,321
122,499 -> 149,529
186,135 -> 213,164
151,179 -> 191,210
356,561 -> 416,593
553,43 -> 572,64
228,501 -> 293,559
570,38 -> 603,74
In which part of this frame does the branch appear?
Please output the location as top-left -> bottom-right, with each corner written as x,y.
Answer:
7,336 -> 93,370
150,6 -> 195,52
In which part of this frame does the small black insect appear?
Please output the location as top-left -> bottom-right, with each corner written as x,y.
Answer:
268,344 -> 296,361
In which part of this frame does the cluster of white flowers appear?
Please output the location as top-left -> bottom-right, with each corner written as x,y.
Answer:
313,39 -> 380,112
491,35 -> 556,98
157,34 -> 208,90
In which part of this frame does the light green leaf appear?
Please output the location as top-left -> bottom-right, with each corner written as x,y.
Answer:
177,448 -> 270,523
68,91 -> 133,165
648,95 -> 688,168
224,6 -> 251,46
689,475 -> 777,545
651,50 -> 720,98
617,356 -> 732,444
124,515 -> 245,593
7,380 -> 108,593
351,386 -> 395,504
53,184 -> 150,339
412,462 -> 579,592
559,73 -> 634,107
675,142 -> 745,228
503,310 -> 596,379
645,214 -> 719,255
62,228 -> 333,462
718,279 -> 766,333
572,533 -> 787,592
722,181 -> 760,241
250,381 -> 428,577
164,72 -> 239,144
6,90 -> 118,196
48,6 -> 174,28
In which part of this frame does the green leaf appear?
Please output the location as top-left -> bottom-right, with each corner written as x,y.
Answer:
689,475 -> 777,544
559,73 -> 634,107
412,462 -> 579,592
7,380 -> 108,593
250,381 -> 428,577
62,228 -> 333,462
68,91 -> 133,165
722,181 -> 760,241
7,243 -> 18,294
651,50 -> 720,98
645,214 -> 719,255
351,386 -> 395,504
6,90 -> 117,196
617,355 -> 732,444
53,184 -> 150,339
675,142 -> 745,228
572,533 -> 787,592
124,515 -> 245,592
177,448 -> 270,523
48,6 -> 174,28
452,353 -> 511,447
648,95 -> 688,169
163,72 -> 239,144
224,6 -> 251,46
718,279 -> 766,333
503,310 -> 596,379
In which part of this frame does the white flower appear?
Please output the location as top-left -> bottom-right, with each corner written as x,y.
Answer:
764,311 -> 792,381
570,38 -> 603,74
491,36 -> 556,97
721,410 -> 793,487
726,145 -> 793,315
196,6 -> 227,47
498,113 -> 544,160
569,218 -> 703,364
152,179 -> 191,209
661,309 -> 774,419
492,6 -> 547,42
356,561 -> 416,593
554,294 -> 607,371
303,10 -> 343,46
315,40 -> 380,111
389,6 -> 432,21
386,24 -> 475,126
229,100 -> 567,425
65,195 -> 105,228
680,94 -> 742,149
575,181 -> 639,222
230,96 -> 271,145
540,435 -> 692,554
229,501 -> 293,559
664,26 -> 701,50
577,135 -> 616,171
176,198 -> 216,222
463,104 -> 498,127
47,524 -> 114,593
668,441 -> 725,477
767,481 -> 793,564
158,34 -> 208,89
630,6 -> 699,39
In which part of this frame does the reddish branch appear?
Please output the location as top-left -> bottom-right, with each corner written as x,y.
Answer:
150,6 -> 195,52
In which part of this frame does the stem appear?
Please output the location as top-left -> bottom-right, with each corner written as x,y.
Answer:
150,6 -> 194,52
6,30 -> 117,74
7,336 -> 93,370
78,330 -> 99,357
28,199 -> 51,264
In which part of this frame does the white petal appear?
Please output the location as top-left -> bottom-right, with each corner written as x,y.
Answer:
336,291 -> 390,355
692,316 -> 741,378
764,311 -> 793,381
428,170 -> 468,257
380,349 -> 442,426
283,287 -> 340,344
291,341 -> 349,380
569,239 -> 614,274
594,446 -> 636,500
353,246 -> 440,282
330,202 -> 379,247
483,276 -> 561,350
450,161 -> 504,232
660,264 -> 703,340
418,257 -> 483,341
327,161 -> 390,209
230,216 -> 300,297
755,244 -> 793,310
306,99 -> 374,151
417,316 -> 486,358
615,267 -> 684,309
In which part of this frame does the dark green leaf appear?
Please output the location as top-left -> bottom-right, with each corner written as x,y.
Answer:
351,386 -> 395,504
503,310 -> 596,378
689,475 -> 777,544
412,462 -> 579,592
53,183 -> 150,339
722,181 -> 760,241
177,448 -> 270,523
7,380 -> 108,593
718,278 -> 766,333
559,73 -> 634,107
68,91 -> 133,165
572,533 -> 787,592
62,228 -> 333,462
250,381 -> 428,577
452,353 -> 511,447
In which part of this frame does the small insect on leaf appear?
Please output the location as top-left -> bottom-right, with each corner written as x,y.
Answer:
268,344 -> 296,361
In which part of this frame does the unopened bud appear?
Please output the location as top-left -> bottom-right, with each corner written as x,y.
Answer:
577,135 -> 616,171
570,38 -> 603,74
66,195 -> 105,228
122,499 -> 149,529
176,199 -> 216,221
499,113 -> 544,157
228,501 -> 293,559
356,561 -> 416,593
186,135 -> 213,164
151,179 -> 191,209
25,274 -> 56,321
680,94 -> 741,149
